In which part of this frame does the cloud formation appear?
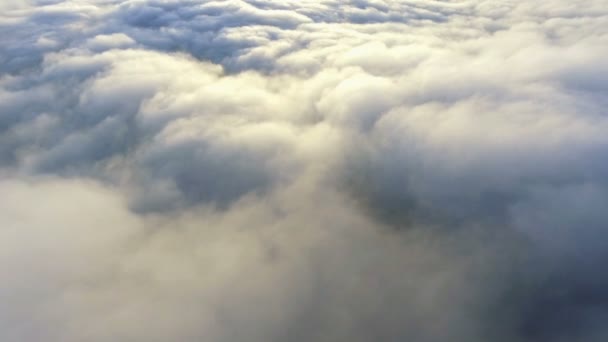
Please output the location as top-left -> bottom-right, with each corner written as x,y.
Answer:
1,0 -> 608,341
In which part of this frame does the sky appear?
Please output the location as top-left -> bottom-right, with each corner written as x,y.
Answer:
1,0 -> 608,341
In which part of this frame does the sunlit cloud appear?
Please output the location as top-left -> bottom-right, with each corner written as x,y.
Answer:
1,1 -> 608,341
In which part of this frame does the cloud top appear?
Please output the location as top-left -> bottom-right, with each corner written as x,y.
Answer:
1,1 -> 608,341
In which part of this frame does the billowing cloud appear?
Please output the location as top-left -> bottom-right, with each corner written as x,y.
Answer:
1,0 -> 608,341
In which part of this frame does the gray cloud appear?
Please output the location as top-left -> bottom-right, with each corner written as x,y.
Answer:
1,0 -> 608,341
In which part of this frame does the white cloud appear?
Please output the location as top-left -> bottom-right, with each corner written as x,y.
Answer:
1,0 -> 608,341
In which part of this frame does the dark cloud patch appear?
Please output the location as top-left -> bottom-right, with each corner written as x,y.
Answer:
138,134 -> 276,211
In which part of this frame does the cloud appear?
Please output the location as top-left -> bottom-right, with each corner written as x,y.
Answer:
0,176 -> 532,342
1,0 -> 608,341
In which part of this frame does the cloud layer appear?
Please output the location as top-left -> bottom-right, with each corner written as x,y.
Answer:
1,0 -> 608,341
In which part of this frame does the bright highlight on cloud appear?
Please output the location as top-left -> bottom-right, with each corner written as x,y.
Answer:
1,0 -> 608,341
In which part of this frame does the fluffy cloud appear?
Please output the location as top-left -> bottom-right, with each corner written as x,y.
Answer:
1,0 -> 608,341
